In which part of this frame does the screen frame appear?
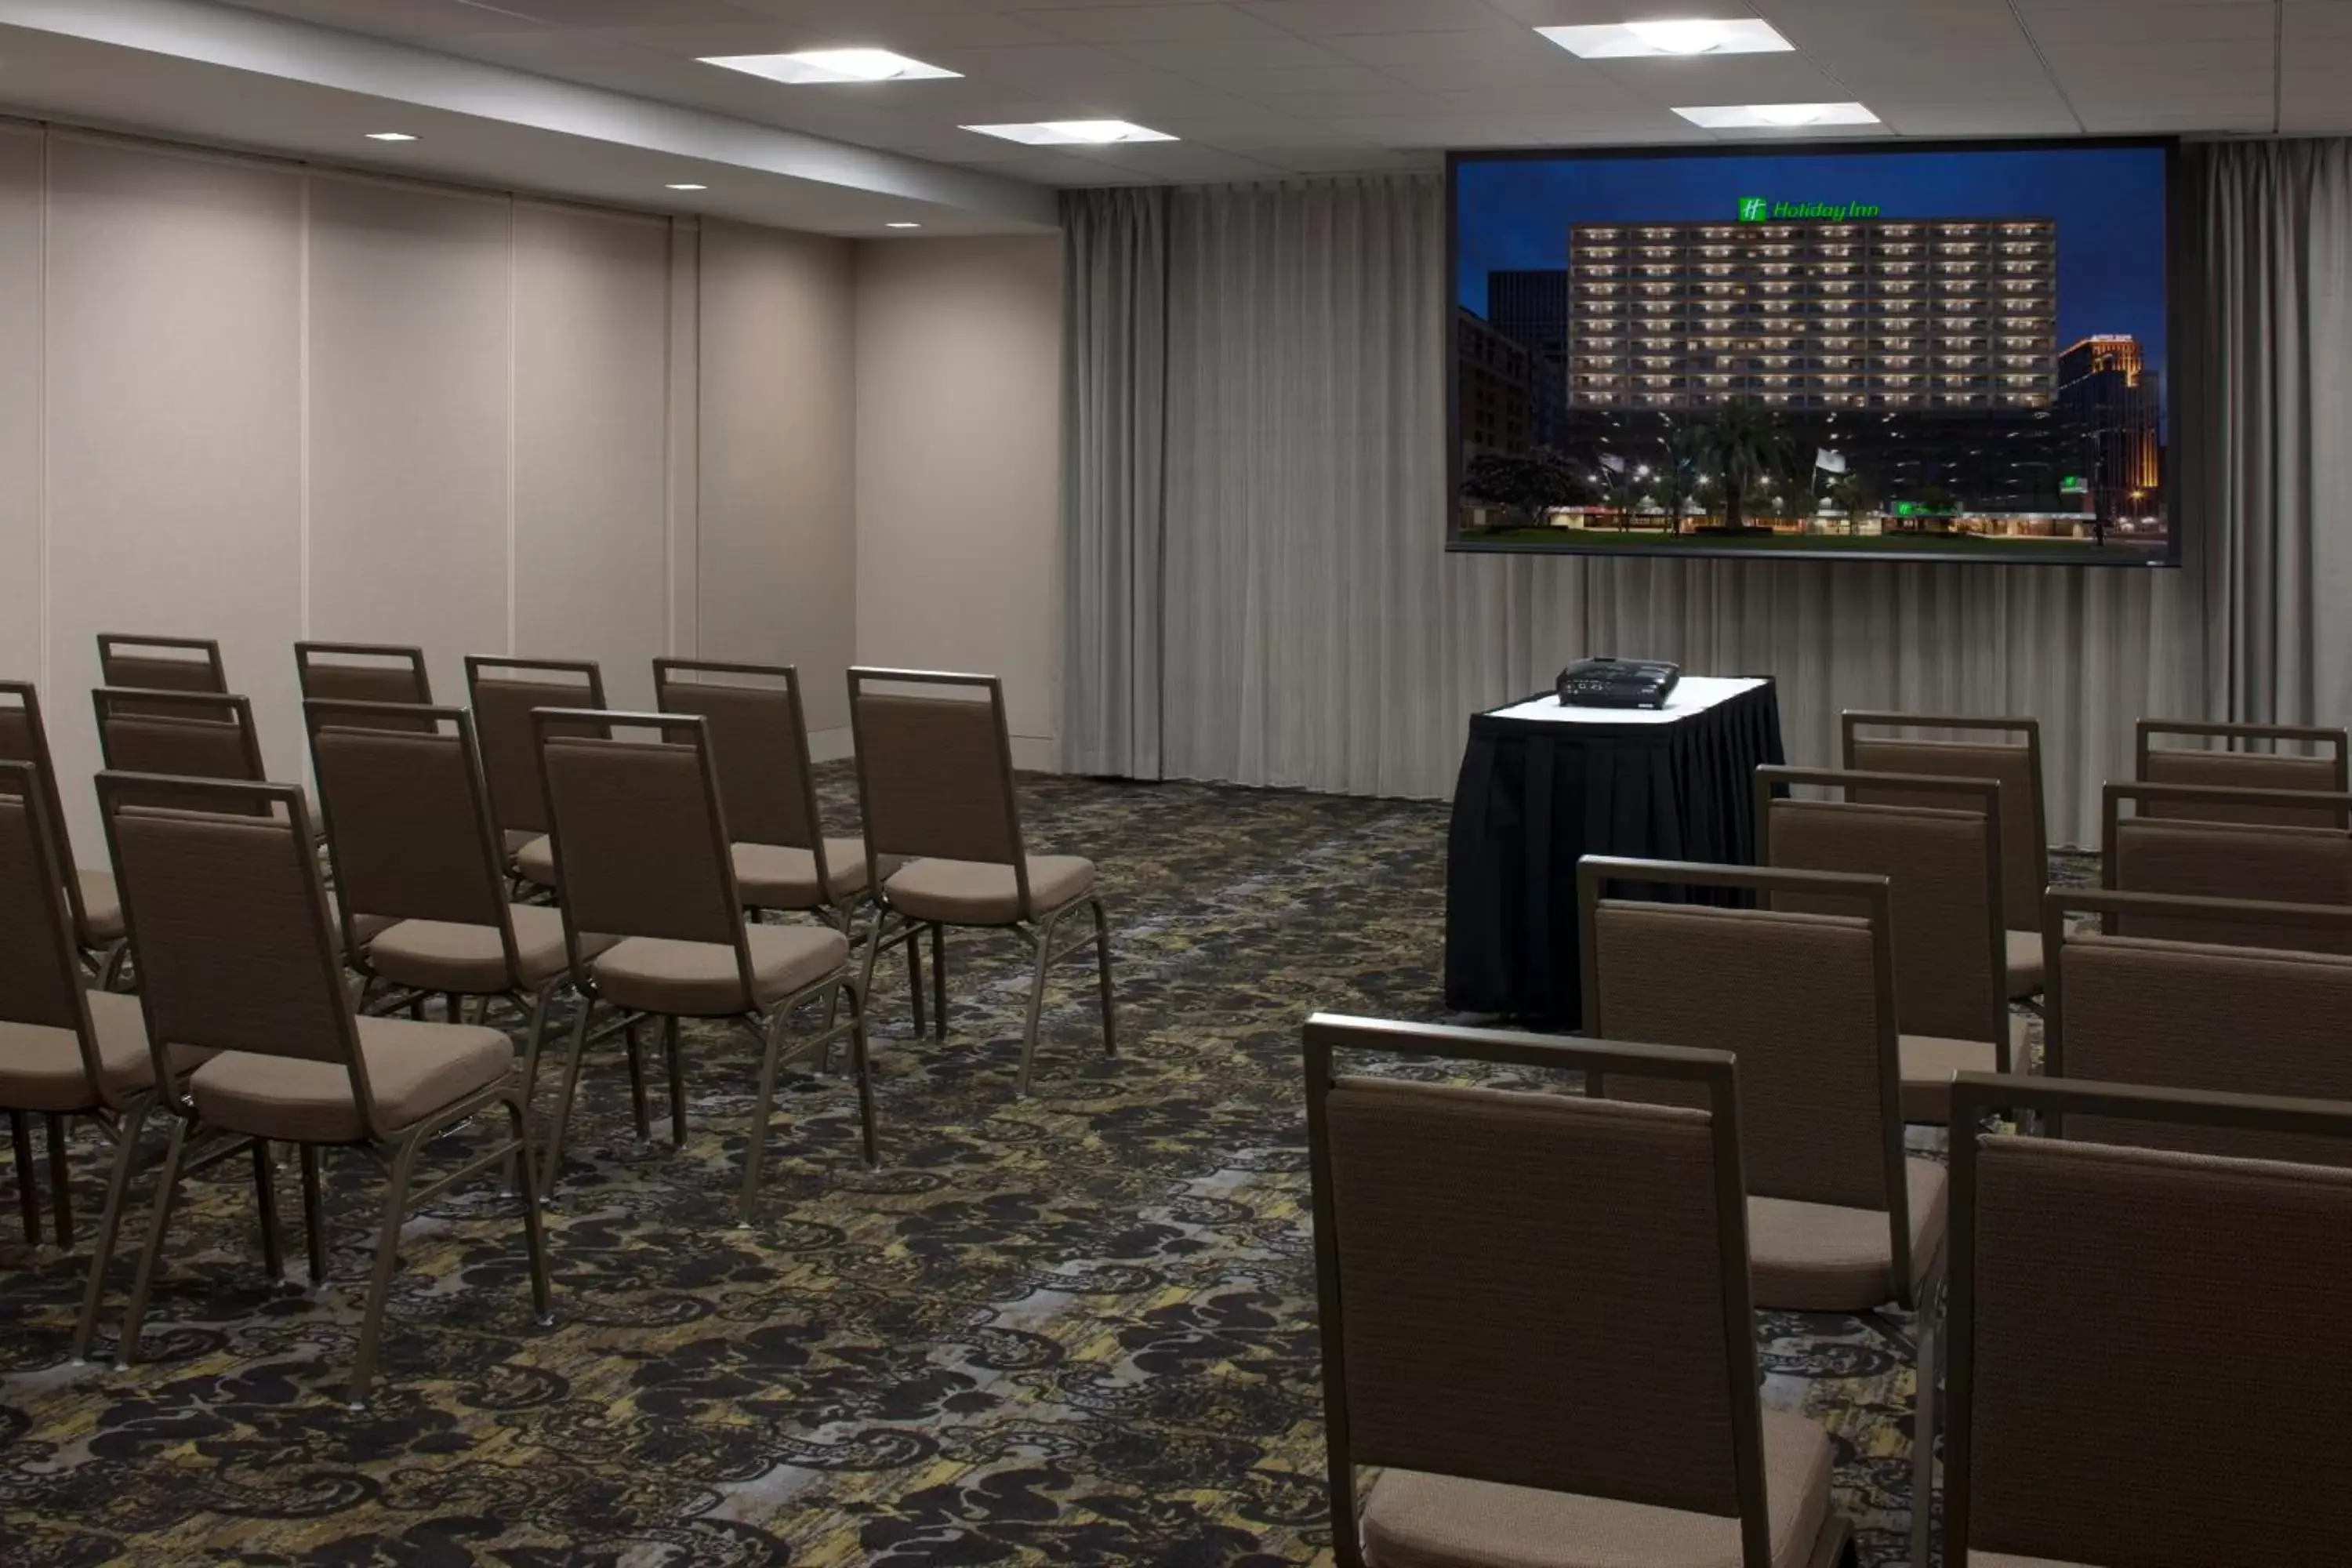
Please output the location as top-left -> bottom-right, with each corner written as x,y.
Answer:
1444,134 -> 2186,567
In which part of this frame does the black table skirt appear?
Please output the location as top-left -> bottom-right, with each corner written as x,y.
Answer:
1443,679 -> 1786,1024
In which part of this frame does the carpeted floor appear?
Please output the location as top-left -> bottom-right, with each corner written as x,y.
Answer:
2,773 -> 2065,1566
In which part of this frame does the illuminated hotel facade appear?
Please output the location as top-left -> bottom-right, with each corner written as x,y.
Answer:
2057,335 -> 2162,521
1566,217 -> 2057,412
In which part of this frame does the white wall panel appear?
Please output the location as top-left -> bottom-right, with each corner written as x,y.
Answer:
0,129 -> 42,691
513,200 -> 671,711
305,173 -> 513,709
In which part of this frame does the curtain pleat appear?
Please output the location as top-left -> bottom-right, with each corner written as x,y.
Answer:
1062,151 -> 2352,848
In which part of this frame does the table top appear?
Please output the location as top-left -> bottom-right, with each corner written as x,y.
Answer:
1483,675 -> 1769,728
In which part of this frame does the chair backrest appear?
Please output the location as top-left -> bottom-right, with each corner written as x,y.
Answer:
652,659 -> 825,856
848,666 -> 1025,892
1580,858 -> 1907,1266
96,774 -> 377,1130
2137,719 -> 2350,826
465,656 -> 607,837
1305,1015 -> 1773,1568
93,688 -> 271,816
305,702 -> 513,963
1945,1074 -> 2352,1568
1759,766 -> 2009,1050
2043,888 -> 2352,1164
96,634 -> 227,714
535,712 -> 752,994
2103,782 -> 2352,950
296,642 -> 434,729
1842,711 -> 2046,929
0,682 -> 93,935
0,763 -> 111,1105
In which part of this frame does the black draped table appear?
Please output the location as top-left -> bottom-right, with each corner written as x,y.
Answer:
1443,676 -> 1786,1024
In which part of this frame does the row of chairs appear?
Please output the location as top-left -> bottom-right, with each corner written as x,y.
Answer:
1,635 -> 1119,1403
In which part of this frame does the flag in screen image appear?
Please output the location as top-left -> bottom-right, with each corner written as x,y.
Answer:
1815,448 -> 1847,474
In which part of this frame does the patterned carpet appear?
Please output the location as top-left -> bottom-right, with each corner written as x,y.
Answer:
1,773 -> 2060,1566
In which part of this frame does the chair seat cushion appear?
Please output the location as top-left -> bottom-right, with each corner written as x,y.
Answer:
1900,1014 -> 2029,1123
590,924 -> 848,1017
188,1015 -> 512,1143
884,855 -> 1094,925
76,869 -> 125,945
1748,1158 -> 1949,1312
1361,1409 -> 1835,1568
733,837 -> 886,909
0,992 -> 169,1112
364,904 -> 579,992
510,833 -> 556,887
2005,927 -> 2044,1000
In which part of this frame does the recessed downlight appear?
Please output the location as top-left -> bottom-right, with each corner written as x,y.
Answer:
1673,102 -> 1880,129
365,132 -> 418,142
666,183 -> 709,191
963,120 -> 1177,146
699,49 -> 959,85
886,221 -> 922,229
1537,20 -> 1794,58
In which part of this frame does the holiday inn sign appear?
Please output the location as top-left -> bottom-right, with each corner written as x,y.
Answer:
1737,198 -> 1884,221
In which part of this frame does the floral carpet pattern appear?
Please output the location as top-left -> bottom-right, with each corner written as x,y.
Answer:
2,775 -> 2073,1566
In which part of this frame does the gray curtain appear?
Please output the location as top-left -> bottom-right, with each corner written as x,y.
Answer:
1063,151 -> 2352,846
1059,187 -> 1167,779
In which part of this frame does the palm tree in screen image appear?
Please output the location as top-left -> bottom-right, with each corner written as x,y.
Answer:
1702,400 -> 1796,532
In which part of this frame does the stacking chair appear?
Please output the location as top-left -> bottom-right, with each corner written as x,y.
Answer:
296,642 -> 434,725
532,710 -> 875,1216
2102,781 -> 2352,949
1842,711 -> 2049,1000
1759,767 -> 2017,1122
2042,887 -> 2352,1164
464,655 -> 606,888
92,687 -> 267,811
0,682 -> 126,985
2136,717 -> 2349,826
96,634 -> 227,713
94,773 -> 550,1404
1304,1015 -> 1858,1568
848,669 -> 1114,1096
303,700 -> 582,1098
652,659 -> 886,932
1940,1074 -> 2352,1568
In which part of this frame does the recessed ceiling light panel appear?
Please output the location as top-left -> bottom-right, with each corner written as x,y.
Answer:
886,221 -> 923,229
962,120 -> 1178,146
1673,102 -> 1881,129
365,132 -> 418,142
666,183 -> 708,191
699,49 -> 960,85
1537,20 -> 1794,58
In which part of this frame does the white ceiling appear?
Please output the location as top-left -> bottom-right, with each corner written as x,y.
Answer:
0,1 -> 2337,228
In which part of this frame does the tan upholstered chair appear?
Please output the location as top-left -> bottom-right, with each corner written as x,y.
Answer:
303,700 -> 580,1103
652,659 -> 888,933
2136,718 -> 2349,826
532,710 -> 875,1216
1304,1015 -> 1858,1568
1941,1073 -> 2352,1568
95,772 -> 550,1405
0,682 -> 126,985
1842,711 -> 2049,1001
464,655 -> 607,888
848,669 -> 1114,1096
296,641 -> 434,719
1759,767 -> 2018,1123
2042,887 -> 2352,1164
2102,781 -> 2352,950
96,633 -> 227,710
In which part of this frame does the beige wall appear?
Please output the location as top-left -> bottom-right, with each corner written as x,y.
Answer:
0,127 -> 860,855
852,235 -> 1064,770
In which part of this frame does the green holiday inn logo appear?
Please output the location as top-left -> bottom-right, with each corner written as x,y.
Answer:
1737,198 -> 1882,222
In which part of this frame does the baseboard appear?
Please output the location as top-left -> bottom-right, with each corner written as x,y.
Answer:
807,726 -> 854,764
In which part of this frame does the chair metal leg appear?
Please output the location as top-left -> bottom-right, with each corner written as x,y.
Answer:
1016,912 -> 1063,1098
848,907 -> 887,1075
662,1015 -> 687,1146
445,993 -> 465,1027
71,1098 -> 151,1363
99,940 -> 131,992
299,1144 -> 328,1286
349,1131 -> 425,1407
844,982 -> 879,1170
906,927 -> 927,1039
10,1110 -> 37,1246
1090,897 -> 1117,1058
738,1012 -> 790,1225
929,924 -> 947,1040
516,985 -> 557,1109
251,1137 -> 284,1280
1911,1280 -> 1944,1568
622,1018 -> 652,1140
506,1095 -> 554,1326
118,1116 -> 193,1370
45,1112 -> 73,1248
540,999 -> 598,1199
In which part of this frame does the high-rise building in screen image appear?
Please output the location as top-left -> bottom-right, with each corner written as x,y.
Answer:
2057,335 -> 2163,524
1487,269 -> 1570,449
1456,306 -> 1532,456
